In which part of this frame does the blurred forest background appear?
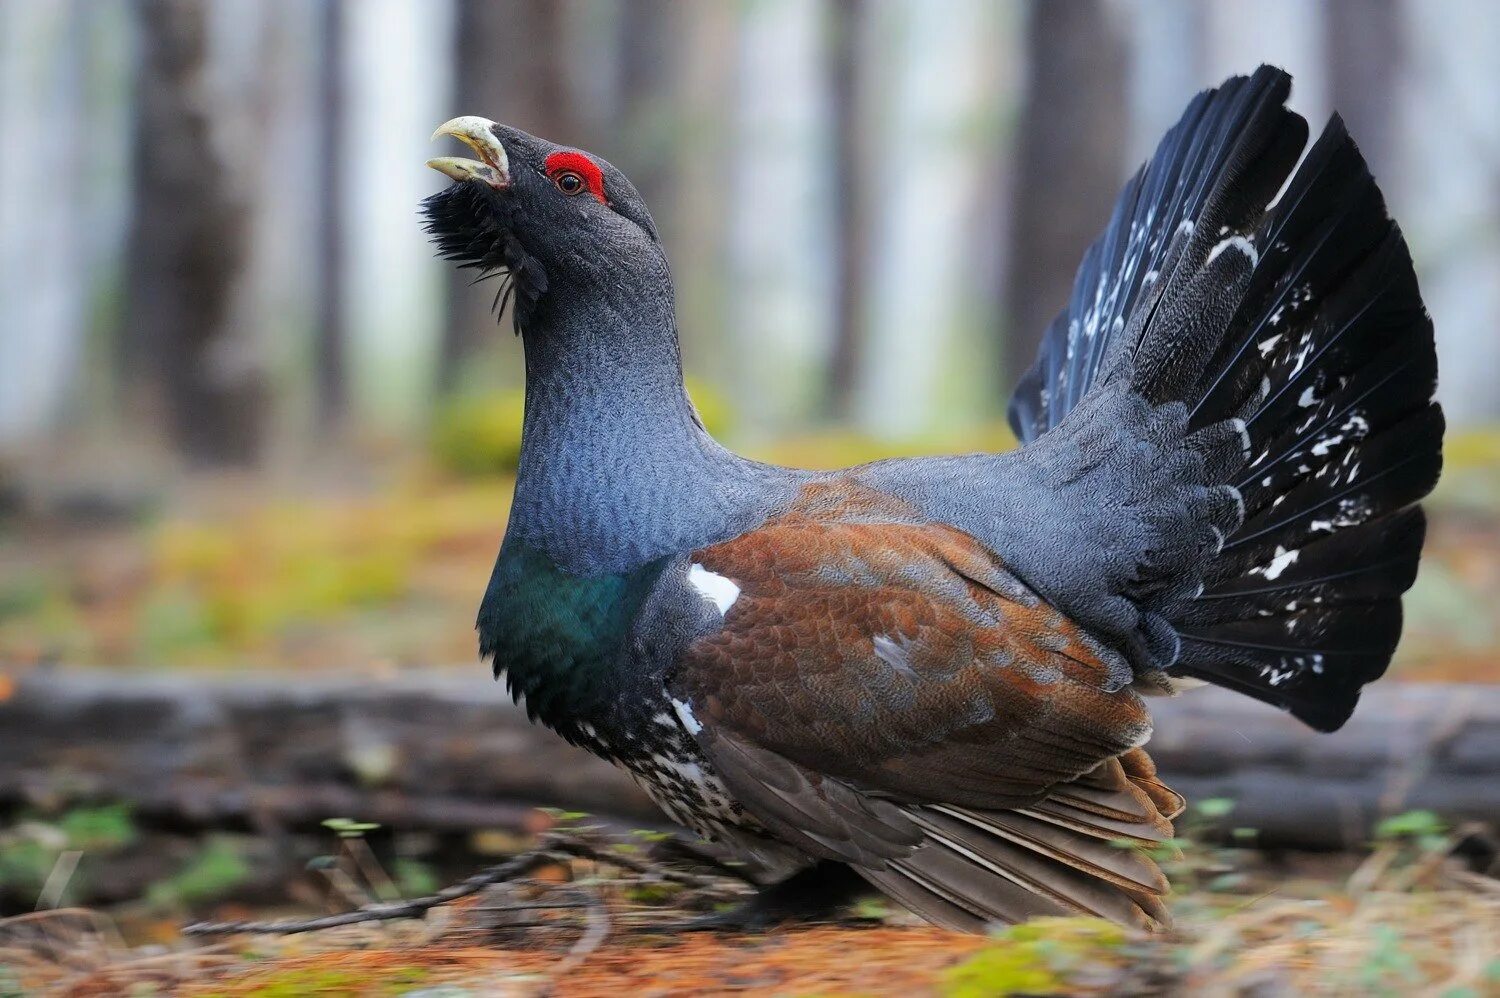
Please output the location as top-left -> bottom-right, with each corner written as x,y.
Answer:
1,5 -> 1499,989
0,0 -> 1497,673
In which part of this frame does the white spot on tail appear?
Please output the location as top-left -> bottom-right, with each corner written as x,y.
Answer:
671,697 -> 703,735
1310,433 -> 1345,457
688,563 -> 740,615
1251,546 -> 1300,581
1206,235 -> 1258,267
1230,418 -> 1251,457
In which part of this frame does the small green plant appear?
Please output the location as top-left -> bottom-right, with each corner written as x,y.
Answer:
321,817 -> 382,839
1195,797 -> 1236,820
625,881 -> 683,906
0,804 -> 138,901
1374,809 -> 1447,851
1116,796 -> 1250,895
538,808 -> 590,824
55,803 -> 137,851
145,836 -> 253,910
628,828 -> 672,844
392,858 -> 439,896
1357,924 -> 1423,995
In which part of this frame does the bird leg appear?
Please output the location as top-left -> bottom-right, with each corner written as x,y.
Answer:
662,861 -> 873,933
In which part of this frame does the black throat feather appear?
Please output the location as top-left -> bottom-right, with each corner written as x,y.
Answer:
421,183 -> 549,332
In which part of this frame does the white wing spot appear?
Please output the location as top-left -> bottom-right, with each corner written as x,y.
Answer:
872,634 -> 919,680
671,697 -> 703,735
688,563 -> 740,615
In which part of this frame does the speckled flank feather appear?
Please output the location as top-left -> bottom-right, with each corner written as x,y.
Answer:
1008,66 -> 1442,731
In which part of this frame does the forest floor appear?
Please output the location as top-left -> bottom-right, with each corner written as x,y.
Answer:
5,820 -> 1498,997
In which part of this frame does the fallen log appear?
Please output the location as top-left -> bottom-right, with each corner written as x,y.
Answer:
1,669 -> 1496,849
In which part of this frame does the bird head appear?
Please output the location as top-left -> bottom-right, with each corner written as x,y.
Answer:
422,118 -> 662,330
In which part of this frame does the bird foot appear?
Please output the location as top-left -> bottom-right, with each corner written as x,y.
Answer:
643,861 -> 871,934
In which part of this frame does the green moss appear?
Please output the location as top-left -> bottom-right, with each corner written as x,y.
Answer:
625,881 -> 683,906
943,917 -> 1127,997
205,964 -> 429,998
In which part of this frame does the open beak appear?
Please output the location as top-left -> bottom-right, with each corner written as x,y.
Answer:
427,116 -> 511,190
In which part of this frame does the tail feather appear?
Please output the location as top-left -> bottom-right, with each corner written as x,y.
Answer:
1188,506 -> 1425,621
1010,67 -> 1305,440
857,757 -> 1178,931
1007,66 -> 1441,732
1228,408 -> 1441,555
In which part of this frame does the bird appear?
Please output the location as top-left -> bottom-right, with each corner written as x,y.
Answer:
421,65 -> 1443,933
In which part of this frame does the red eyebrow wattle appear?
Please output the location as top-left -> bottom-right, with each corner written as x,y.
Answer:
544,151 -> 607,204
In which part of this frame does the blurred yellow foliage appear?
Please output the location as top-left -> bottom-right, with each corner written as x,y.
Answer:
752,423 -> 1018,469
138,477 -> 516,663
429,390 -> 528,476
2,424 -> 1496,673
429,378 -> 734,477
1445,427 -> 1500,469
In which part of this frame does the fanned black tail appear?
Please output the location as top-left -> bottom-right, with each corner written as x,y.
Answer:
1009,67 -> 1442,732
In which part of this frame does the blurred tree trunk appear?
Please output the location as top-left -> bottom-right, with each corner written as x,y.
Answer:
314,0 -> 347,430
1323,0 -> 1401,178
1002,0 -> 1126,390
122,0 -> 264,466
0,0 -> 89,445
825,0 -> 869,421
615,0 -> 676,226
669,2 -> 737,389
440,0 -> 578,393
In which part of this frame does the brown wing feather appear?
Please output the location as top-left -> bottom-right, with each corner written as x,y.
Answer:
679,480 -> 1152,809
673,479 -> 1180,930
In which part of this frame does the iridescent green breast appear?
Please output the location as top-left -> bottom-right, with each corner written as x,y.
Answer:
478,542 -> 666,740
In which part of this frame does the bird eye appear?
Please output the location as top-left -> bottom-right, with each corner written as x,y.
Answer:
554,171 -> 585,195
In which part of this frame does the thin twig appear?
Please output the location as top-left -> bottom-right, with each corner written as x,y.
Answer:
541,833 -> 749,891
551,887 -> 610,977
182,848 -> 566,936
181,830 -> 745,937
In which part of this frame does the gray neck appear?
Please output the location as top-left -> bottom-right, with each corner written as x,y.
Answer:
507,275 -> 800,575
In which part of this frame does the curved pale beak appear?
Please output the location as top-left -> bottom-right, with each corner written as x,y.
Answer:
427,116 -> 511,190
